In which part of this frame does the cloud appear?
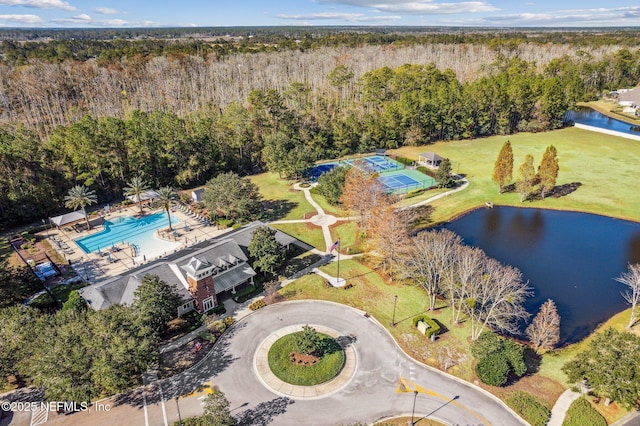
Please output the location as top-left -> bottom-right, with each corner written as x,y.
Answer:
94,7 -> 123,15
0,13 -> 42,23
277,11 -> 401,22
49,15 -> 164,27
0,0 -> 75,11
317,0 -> 498,14
482,6 -> 640,26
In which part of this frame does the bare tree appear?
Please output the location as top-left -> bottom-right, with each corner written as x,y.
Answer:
367,204 -> 414,281
526,298 -> 561,353
465,257 -> 532,340
615,263 -> 640,328
401,229 -> 462,311
442,245 -> 486,325
340,162 -> 390,235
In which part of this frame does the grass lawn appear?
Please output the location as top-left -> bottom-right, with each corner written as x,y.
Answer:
390,127 -> 640,224
268,332 -> 345,386
330,221 -> 360,253
29,281 -> 87,308
272,222 -> 326,250
249,172 -> 316,221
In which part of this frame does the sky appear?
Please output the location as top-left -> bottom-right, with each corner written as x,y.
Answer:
1,0 -> 640,28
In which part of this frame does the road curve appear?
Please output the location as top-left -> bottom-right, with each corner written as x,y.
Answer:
166,300 -> 525,426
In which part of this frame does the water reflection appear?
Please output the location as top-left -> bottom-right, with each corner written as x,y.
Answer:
566,107 -> 639,136
445,206 -> 637,345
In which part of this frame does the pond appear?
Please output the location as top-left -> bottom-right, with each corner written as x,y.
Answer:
565,107 -> 640,136
443,206 -> 640,344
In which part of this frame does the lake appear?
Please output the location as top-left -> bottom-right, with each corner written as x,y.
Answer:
443,206 -> 640,344
566,107 -> 640,136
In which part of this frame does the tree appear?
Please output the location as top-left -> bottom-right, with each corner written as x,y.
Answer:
156,186 -> 177,232
563,328 -> 640,409
493,140 -> 514,193
295,324 -> 321,355
203,172 -> 262,222
316,165 -> 349,205
537,145 -> 559,199
64,184 -> 97,230
516,154 -> 536,202
615,263 -> 640,328
340,163 -> 390,234
62,290 -> 86,312
200,390 -> 235,426
248,226 -> 285,277
472,331 -> 527,386
526,299 -> 561,353
435,157 -> 456,188
124,175 -> 150,216
133,274 -> 182,335
401,229 -> 462,311
368,204 -> 414,280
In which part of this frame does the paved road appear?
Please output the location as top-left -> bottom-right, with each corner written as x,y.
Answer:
161,300 -> 524,425
3,301 -> 525,426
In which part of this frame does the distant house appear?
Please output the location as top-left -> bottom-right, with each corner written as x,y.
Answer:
191,188 -> 205,203
417,152 -> 443,168
78,221 -> 307,316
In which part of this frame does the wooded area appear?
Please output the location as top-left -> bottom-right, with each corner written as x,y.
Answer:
0,30 -> 639,228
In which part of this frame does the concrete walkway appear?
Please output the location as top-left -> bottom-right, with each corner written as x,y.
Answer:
548,389 -> 581,426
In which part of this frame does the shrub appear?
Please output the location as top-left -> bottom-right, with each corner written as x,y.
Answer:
476,352 -> 510,386
412,315 -> 441,339
345,245 -> 363,255
343,283 -> 354,290
249,299 -> 266,310
563,398 -> 606,426
405,188 -> 426,199
217,218 -> 234,228
198,331 -> 216,343
416,166 -> 436,178
472,332 -> 527,378
395,156 -> 414,166
223,316 -> 235,327
210,304 -> 226,315
210,320 -> 226,334
232,285 -> 261,303
505,391 -> 551,426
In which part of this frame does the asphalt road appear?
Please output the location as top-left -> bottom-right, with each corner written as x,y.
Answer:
3,300 -> 526,426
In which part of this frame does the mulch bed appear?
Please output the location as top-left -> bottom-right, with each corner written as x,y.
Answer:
158,337 -> 214,378
289,352 -> 320,366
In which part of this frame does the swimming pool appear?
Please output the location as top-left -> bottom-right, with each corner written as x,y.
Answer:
74,212 -> 181,256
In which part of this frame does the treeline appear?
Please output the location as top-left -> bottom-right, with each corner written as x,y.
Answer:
2,50 -> 640,228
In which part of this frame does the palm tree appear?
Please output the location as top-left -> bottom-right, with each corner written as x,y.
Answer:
64,185 -> 98,230
156,186 -> 177,232
124,175 -> 150,216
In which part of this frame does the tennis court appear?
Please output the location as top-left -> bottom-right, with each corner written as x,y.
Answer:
378,170 -> 438,194
342,155 -> 404,173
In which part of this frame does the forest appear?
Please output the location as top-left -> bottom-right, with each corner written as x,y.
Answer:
1,29 -> 640,229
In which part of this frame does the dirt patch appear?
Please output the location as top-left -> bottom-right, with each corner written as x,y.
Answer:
158,338 -> 214,378
289,352 -> 320,366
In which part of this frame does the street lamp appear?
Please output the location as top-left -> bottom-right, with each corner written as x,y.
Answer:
410,389 -> 419,426
391,294 -> 398,327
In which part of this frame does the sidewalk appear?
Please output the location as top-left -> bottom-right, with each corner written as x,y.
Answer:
547,389 -> 581,426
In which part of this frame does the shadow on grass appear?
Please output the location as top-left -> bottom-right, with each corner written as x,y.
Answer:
411,205 -> 436,234
235,396 -> 294,426
283,253 -> 323,276
524,347 -> 542,375
551,182 -> 582,198
318,334 -> 354,356
261,200 -> 298,222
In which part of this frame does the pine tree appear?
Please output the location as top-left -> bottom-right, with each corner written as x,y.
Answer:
526,299 -> 561,353
538,145 -> 559,199
516,154 -> 536,202
492,140 -> 514,193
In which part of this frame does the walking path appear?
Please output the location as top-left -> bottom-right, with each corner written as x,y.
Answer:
548,389 -> 581,426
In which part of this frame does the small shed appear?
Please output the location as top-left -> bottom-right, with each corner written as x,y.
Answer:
418,152 -> 443,168
191,188 -> 205,203
375,148 -> 387,156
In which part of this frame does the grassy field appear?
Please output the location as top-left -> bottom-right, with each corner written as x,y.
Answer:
330,221 -> 360,253
272,222 -> 325,250
390,127 -> 640,224
249,173 -> 316,221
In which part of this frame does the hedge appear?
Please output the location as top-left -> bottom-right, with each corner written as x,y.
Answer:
232,284 -> 262,303
249,299 -> 266,311
505,391 -> 551,426
476,352 -> 510,386
563,398 -> 606,426
412,315 -> 441,339
210,304 -> 226,315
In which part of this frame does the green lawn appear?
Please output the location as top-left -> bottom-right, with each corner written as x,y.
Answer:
330,221 -> 360,253
390,127 -> 640,224
29,281 -> 87,308
280,258 -> 476,380
272,222 -> 326,250
249,173 -> 316,221
268,332 -> 345,386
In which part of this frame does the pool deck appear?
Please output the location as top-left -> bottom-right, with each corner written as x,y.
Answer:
42,205 -> 232,283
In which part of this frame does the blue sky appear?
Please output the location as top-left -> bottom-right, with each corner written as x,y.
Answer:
1,0 -> 640,28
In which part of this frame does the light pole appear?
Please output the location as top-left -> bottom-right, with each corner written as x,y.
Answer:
410,389 -> 418,426
391,294 -> 398,327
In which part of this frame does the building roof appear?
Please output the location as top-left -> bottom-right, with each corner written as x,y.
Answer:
418,152 -> 444,161
191,188 -> 205,202
127,189 -> 159,203
232,221 -> 302,253
50,211 -> 86,227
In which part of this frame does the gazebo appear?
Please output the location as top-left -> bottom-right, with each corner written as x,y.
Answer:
417,152 -> 444,168
49,211 -> 86,229
127,189 -> 159,204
